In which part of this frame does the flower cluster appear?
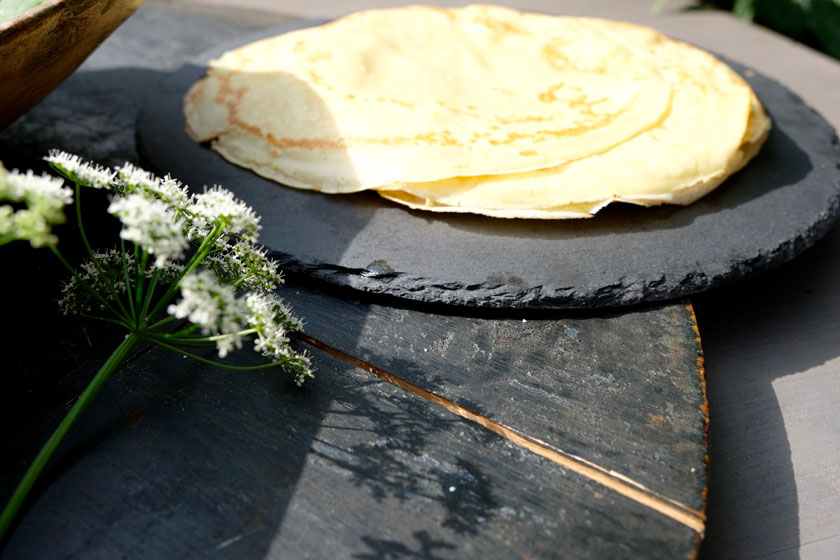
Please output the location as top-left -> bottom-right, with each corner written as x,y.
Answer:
114,162 -> 191,210
189,185 -> 261,241
0,151 -> 315,545
0,162 -> 73,247
206,239 -> 282,292
44,151 -> 114,189
246,292 -> 311,385
108,194 -> 188,267
58,249 -> 133,315
42,150 -> 313,383
167,270 -> 248,357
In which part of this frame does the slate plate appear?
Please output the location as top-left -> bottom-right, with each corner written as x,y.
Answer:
138,21 -> 840,310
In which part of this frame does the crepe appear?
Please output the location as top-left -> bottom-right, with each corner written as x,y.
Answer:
377,89 -> 771,218
184,4 -> 770,218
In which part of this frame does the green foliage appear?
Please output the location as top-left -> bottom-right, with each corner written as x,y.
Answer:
1,152 -> 314,543
754,0 -> 807,38
661,0 -> 840,61
733,0 -> 756,21
810,0 -> 840,58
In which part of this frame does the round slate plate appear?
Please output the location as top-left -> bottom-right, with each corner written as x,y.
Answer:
138,21 -> 840,310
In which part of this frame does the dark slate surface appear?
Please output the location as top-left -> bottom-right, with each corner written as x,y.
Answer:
0,279 -> 702,559
0,3 -> 707,558
138,21 -> 840,310
289,284 -> 707,512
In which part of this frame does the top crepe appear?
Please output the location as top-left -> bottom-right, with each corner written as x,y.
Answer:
184,4 -> 770,217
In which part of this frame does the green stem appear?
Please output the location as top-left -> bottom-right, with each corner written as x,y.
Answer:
163,328 -> 257,343
146,223 -> 224,320
74,182 -> 95,262
144,337 -> 215,347
0,333 -> 139,542
134,245 -> 146,320
173,324 -> 201,336
79,314 -> 133,329
74,183 -> 131,320
138,266 -> 161,326
148,337 -> 278,371
120,238 -> 136,321
152,328 -> 258,347
144,315 -> 179,332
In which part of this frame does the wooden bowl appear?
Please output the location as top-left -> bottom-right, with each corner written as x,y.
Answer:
0,0 -> 144,130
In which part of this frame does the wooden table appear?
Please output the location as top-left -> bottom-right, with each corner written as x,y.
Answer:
1,1 -> 838,558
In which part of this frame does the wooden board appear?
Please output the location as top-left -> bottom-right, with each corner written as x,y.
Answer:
290,285 -> 708,513
1,277 -> 707,559
0,2 -> 708,558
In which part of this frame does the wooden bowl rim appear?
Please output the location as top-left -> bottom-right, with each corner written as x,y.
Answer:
0,0 -> 65,38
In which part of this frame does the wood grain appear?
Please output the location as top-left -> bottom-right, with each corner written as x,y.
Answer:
289,286 -> 709,513
0,279 -> 707,558
296,331 -> 705,532
0,0 -> 144,130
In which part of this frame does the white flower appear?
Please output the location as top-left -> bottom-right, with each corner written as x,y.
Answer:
189,185 -> 260,240
157,175 -> 191,210
246,292 -> 312,385
44,150 -> 114,189
6,154 -> 313,384
115,162 -> 160,194
58,249 -> 130,314
207,240 -> 282,292
2,209 -> 56,247
167,270 -> 248,357
108,194 -> 188,267
0,164 -> 72,247
7,168 -> 71,207
115,163 -> 191,211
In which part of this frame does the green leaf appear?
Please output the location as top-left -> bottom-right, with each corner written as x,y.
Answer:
754,0 -> 807,38
650,0 -> 668,15
733,0 -> 756,20
808,0 -> 840,59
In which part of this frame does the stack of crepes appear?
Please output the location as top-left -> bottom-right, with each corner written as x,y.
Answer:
183,4 -> 771,219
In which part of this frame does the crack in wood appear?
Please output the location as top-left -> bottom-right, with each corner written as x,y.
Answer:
295,332 -> 706,534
